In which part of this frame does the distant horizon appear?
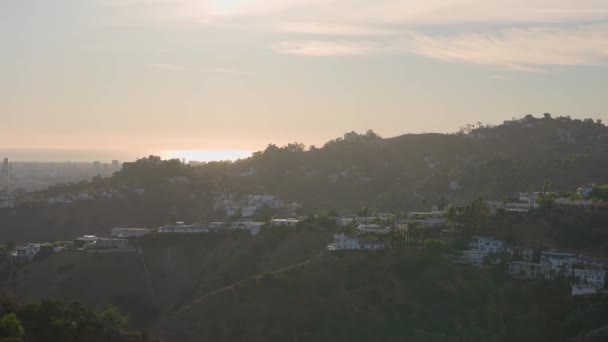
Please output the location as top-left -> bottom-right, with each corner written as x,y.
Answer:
1,113 -> 605,162
0,148 -> 253,164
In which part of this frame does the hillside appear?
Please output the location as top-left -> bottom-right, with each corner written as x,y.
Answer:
2,114 -> 608,244
1,228 -> 331,329
154,250 -> 608,342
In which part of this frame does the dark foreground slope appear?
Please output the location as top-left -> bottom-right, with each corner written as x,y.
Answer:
154,250 -> 608,342
1,228 -> 331,329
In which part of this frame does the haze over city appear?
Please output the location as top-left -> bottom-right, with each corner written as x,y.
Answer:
2,0 -> 608,161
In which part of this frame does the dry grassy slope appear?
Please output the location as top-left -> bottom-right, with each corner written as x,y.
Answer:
152,251 -> 460,342
139,228 -> 332,312
1,228 -> 332,325
5,250 -> 151,307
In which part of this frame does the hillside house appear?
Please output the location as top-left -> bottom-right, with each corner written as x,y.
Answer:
86,238 -> 128,250
8,243 -> 42,264
271,218 -> 300,227
506,246 -> 535,262
74,235 -> 99,248
209,222 -> 230,230
577,184 -> 596,199
230,222 -> 266,235
111,227 -> 152,238
357,224 -> 391,234
329,233 -> 385,251
460,250 -> 488,268
158,223 -> 210,233
469,237 -> 505,254
508,261 -> 545,279
573,268 -> 606,291
540,251 -> 577,280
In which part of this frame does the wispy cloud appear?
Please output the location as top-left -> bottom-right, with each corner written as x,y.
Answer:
271,21 -> 395,36
111,1 -> 608,71
407,24 -> 608,72
145,63 -> 189,71
490,75 -> 514,81
273,40 -> 378,57
202,68 -> 246,75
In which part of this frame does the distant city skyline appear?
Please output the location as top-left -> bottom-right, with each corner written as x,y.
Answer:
2,1 -> 608,155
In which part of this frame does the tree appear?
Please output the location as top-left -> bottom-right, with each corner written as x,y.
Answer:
461,199 -> 490,234
543,113 -> 552,119
4,241 -> 15,253
542,179 -> 553,193
358,207 -> 370,218
0,313 -> 24,341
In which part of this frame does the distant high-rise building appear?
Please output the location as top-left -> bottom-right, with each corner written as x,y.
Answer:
112,160 -> 119,169
93,161 -> 101,169
1,158 -> 9,191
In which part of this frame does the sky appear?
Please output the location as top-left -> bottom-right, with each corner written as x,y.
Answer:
1,0 -> 608,161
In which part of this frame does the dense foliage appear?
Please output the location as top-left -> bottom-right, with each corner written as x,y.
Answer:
0,299 -> 158,342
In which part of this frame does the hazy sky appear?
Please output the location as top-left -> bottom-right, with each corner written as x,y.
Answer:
2,0 -> 608,160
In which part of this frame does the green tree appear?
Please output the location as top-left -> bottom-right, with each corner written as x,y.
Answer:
0,313 -> 24,341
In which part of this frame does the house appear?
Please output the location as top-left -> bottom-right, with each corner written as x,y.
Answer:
572,268 -> 606,296
86,238 -> 129,250
460,237 -> 504,268
508,261 -> 545,279
469,237 -> 504,254
506,246 -> 535,262
158,223 -> 210,233
573,268 -> 606,290
209,222 -> 230,230
240,205 -> 258,218
460,250 -> 488,268
74,235 -> 99,248
271,218 -> 300,227
329,233 -> 385,251
337,217 -> 357,227
540,251 -> 577,279
230,222 -> 266,235
577,184 -> 596,199
375,213 -> 396,222
9,243 -> 42,264
111,227 -> 152,238
357,224 -> 391,234
359,240 -> 386,250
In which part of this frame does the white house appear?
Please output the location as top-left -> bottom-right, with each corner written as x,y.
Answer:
158,223 -> 210,233
86,238 -> 129,250
460,237 -> 505,268
111,227 -> 152,238
356,224 -> 391,234
240,205 -> 258,218
460,250 -> 488,268
573,268 -> 606,290
508,261 -> 546,279
577,184 -> 596,199
9,243 -> 42,263
506,246 -> 535,262
469,237 -> 505,254
271,218 -> 300,227
329,233 -> 385,251
230,222 -> 266,235
540,251 -> 577,280
209,222 -> 230,230
337,217 -> 357,227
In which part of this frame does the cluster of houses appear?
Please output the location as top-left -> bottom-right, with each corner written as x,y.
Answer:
487,184 -> 606,213
213,192 -> 301,218
461,236 -> 607,296
327,208 -> 452,251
